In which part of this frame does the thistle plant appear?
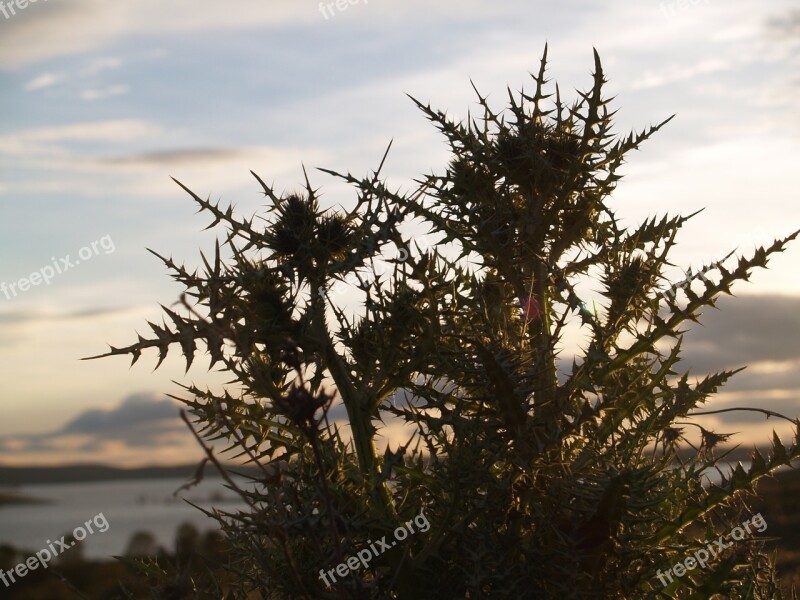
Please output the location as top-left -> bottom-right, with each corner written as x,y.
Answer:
89,46 -> 800,599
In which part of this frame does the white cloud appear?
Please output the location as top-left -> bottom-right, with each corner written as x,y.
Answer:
631,58 -> 731,90
0,119 -> 161,157
0,133 -> 323,201
80,84 -> 129,101
0,0 -> 514,70
24,72 -> 65,91
23,59 -> 124,94
81,56 -> 122,75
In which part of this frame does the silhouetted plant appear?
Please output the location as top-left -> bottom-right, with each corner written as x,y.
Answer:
124,531 -> 160,559
89,46 -> 800,599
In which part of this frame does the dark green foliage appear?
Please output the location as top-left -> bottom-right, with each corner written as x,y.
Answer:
89,47 -> 800,598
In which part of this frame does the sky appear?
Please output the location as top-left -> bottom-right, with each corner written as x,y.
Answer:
0,0 -> 798,466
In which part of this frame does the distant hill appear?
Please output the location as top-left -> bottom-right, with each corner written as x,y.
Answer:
676,444 -> 789,465
0,463 -> 259,486
0,490 -> 51,506
0,445 -> 777,487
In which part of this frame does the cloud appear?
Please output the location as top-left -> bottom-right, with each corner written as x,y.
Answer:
0,0 -> 322,69
24,72 -> 65,91
0,392 -> 187,455
0,306 -> 137,349
101,147 -> 247,167
0,138 -> 319,200
766,9 -> 800,39
663,294 -> 800,427
23,58 -> 124,94
631,58 -> 731,90
0,119 -> 161,157
0,306 -> 130,326
0,0 -> 515,70
80,56 -> 123,76
0,119 -> 312,196
61,393 -> 179,437
676,294 -> 800,374
80,84 -> 129,101
704,392 -> 800,424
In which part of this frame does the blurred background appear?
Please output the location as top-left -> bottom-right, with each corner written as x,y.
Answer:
0,0 -> 798,594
